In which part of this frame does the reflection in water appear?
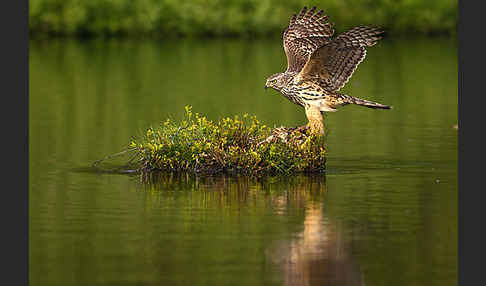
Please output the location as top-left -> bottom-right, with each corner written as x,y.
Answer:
267,183 -> 364,286
140,172 -> 328,213
144,173 -> 364,286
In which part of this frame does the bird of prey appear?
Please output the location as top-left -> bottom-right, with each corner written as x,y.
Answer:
264,6 -> 391,134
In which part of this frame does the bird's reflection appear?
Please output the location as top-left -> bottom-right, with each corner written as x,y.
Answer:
141,172 -> 364,285
265,177 -> 365,286
269,202 -> 365,286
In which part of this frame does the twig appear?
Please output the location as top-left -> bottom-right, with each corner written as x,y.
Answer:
92,147 -> 137,168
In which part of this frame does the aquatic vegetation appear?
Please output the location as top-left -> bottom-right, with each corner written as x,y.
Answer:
131,106 -> 326,176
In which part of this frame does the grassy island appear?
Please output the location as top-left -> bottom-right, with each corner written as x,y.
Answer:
129,107 -> 326,176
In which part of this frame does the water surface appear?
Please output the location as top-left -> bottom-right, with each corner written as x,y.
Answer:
30,37 -> 457,286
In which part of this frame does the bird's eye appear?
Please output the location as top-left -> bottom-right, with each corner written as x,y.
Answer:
272,79 -> 278,83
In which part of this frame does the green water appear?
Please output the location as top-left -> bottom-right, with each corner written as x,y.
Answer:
29,37 -> 457,286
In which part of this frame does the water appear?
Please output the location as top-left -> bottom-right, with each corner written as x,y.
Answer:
29,37 -> 457,286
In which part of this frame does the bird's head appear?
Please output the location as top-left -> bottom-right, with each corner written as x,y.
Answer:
264,73 -> 286,91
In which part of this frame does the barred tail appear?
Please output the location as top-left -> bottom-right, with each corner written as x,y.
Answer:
347,95 -> 392,109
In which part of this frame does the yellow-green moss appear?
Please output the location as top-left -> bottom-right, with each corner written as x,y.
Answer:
131,106 -> 326,175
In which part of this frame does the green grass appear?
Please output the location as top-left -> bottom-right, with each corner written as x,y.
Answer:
29,0 -> 457,37
130,106 -> 326,176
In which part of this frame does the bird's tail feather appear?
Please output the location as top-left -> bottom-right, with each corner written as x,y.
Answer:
347,95 -> 392,109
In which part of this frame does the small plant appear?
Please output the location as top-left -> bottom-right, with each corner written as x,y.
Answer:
130,106 -> 326,176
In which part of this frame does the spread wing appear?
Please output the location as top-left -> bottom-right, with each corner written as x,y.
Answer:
283,6 -> 335,73
297,26 -> 384,91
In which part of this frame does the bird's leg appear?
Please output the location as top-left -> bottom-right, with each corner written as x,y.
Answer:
305,105 -> 324,135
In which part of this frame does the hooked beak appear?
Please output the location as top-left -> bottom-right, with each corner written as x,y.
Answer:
264,85 -> 268,90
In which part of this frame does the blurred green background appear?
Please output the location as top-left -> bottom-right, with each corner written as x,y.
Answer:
29,0 -> 457,37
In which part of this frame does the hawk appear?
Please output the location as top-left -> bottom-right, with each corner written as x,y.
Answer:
264,6 -> 391,134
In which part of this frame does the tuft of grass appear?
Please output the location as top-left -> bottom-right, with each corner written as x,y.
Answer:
130,106 -> 326,176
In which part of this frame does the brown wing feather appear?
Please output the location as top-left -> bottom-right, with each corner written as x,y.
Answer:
283,6 -> 334,73
297,26 -> 384,91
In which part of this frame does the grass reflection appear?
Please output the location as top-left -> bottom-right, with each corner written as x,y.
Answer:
141,173 -> 366,286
